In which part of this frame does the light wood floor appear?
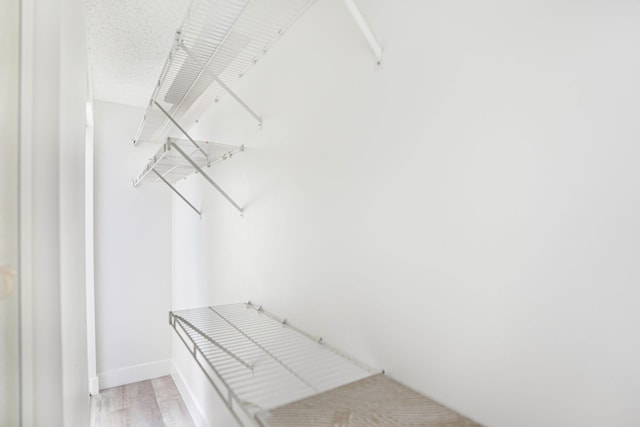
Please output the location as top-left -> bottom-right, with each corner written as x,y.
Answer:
90,376 -> 195,427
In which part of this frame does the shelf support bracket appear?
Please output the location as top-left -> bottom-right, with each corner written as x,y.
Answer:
154,101 -> 207,158
170,141 -> 244,215
343,0 -> 383,67
180,42 -> 263,127
152,169 -> 201,217
153,101 -> 244,215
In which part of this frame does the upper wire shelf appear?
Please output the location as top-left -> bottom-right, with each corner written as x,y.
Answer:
133,0 -> 317,145
130,0 -> 383,215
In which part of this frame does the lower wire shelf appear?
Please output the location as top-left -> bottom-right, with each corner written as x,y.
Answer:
133,137 -> 241,187
170,302 -> 481,427
133,137 -> 245,216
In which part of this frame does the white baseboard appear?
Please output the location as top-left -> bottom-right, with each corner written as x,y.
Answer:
98,359 -> 171,390
171,361 -> 210,427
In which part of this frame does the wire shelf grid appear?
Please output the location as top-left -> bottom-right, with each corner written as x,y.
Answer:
133,137 -> 240,186
170,303 -> 376,424
133,0 -> 317,145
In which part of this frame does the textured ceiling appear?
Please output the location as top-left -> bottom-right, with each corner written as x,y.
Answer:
87,0 -> 191,107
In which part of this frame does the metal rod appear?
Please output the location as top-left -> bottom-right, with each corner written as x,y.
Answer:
246,302 -> 377,374
153,101 -> 208,158
151,169 -> 201,216
170,141 -> 244,215
171,320 -> 248,427
180,42 -> 263,126
343,0 -> 383,66
209,307 -> 318,393
175,314 -> 253,371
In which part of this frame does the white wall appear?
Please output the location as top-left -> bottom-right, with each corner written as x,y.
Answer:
172,1 -> 640,426
93,101 -> 173,388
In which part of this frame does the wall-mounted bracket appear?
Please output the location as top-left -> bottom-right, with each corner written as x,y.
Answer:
132,138 -> 244,216
170,141 -> 244,216
180,42 -> 263,128
343,0 -> 383,68
154,101 -> 207,158
152,101 -> 244,216
152,169 -> 201,217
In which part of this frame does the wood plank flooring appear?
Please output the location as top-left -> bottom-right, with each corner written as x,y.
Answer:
90,376 -> 195,427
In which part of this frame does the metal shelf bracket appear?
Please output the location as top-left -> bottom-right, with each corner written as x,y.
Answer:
170,141 -> 244,216
154,102 -> 245,216
152,169 -> 201,217
343,0 -> 383,67
180,42 -> 263,128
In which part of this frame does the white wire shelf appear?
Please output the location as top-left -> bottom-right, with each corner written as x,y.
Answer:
132,0 -> 317,146
170,302 -> 377,425
171,303 -> 481,426
133,137 -> 244,216
133,137 -> 241,187
129,0 -> 384,215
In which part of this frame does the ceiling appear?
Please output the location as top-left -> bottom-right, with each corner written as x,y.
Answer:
86,0 -> 191,107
